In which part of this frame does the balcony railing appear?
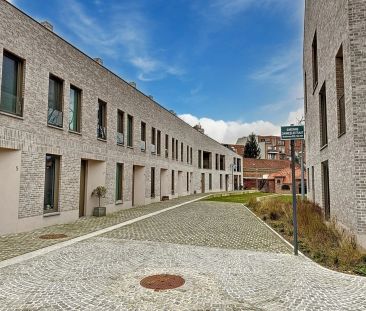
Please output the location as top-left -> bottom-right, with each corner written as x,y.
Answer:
151,144 -> 156,154
116,132 -> 124,145
97,124 -> 107,140
140,140 -> 146,151
47,108 -> 63,127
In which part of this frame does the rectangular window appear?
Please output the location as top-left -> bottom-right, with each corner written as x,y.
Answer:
336,45 -> 346,136
151,127 -> 156,154
220,155 -> 225,170
171,170 -> 175,195
181,142 -> 183,162
220,174 -> 223,190
47,75 -> 63,127
312,31 -> 318,89
43,154 -> 60,213
307,167 -> 310,196
190,147 -> 193,164
116,163 -> 123,202
203,151 -> 212,169
127,114 -> 133,147
0,51 -> 24,116
151,167 -> 155,198
198,150 -> 202,168
215,154 -> 219,170
187,145 -> 189,163
117,110 -> 124,145
165,134 -> 169,158
176,139 -> 178,160
319,83 -> 328,148
172,138 -> 175,159
209,173 -> 212,190
322,161 -> 330,220
140,122 -> 146,151
97,100 -> 107,140
69,85 -> 81,132
157,130 -> 161,155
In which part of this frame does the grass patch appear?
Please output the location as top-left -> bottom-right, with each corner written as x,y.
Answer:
247,197 -> 366,276
205,192 -> 271,204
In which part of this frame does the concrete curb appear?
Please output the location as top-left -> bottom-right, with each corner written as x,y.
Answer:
0,195 -> 209,269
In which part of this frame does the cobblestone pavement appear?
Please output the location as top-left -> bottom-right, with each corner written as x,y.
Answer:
0,194 -> 207,261
102,201 -> 291,253
0,201 -> 366,310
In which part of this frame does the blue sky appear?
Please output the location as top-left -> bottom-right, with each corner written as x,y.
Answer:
10,0 -> 305,143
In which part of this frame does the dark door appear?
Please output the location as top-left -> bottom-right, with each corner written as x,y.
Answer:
79,160 -> 87,217
201,173 -> 205,193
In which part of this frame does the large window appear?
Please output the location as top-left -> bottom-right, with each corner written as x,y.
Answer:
117,110 -> 124,145
319,83 -> 328,148
215,154 -> 219,170
127,114 -> 133,147
220,155 -> 225,170
198,150 -> 202,168
44,154 -> 60,213
97,100 -> 107,140
69,85 -> 81,132
172,138 -> 175,159
140,121 -> 146,151
116,163 -> 123,202
181,142 -> 183,162
165,134 -> 169,158
209,173 -> 212,190
175,139 -> 178,160
0,51 -> 24,116
151,127 -> 156,154
203,151 -> 212,169
47,75 -> 63,127
336,45 -> 346,136
151,167 -> 155,198
157,130 -> 161,155
312,31 -> 318,90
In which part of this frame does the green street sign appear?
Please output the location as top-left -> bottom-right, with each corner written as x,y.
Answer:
281,125 -> 304,140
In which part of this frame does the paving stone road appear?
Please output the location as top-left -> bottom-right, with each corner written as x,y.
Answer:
0,200 -> 366,310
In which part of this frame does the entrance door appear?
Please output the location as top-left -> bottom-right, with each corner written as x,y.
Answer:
79,160 -> 87,217
201,173 -> 205,193
322,161 -> 330,220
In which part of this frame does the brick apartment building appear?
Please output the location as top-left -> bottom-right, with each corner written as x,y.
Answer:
0,1 -> 242,234
304,0 -> 366,247
236,135 -> 304,161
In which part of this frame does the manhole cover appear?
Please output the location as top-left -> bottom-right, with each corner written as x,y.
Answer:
140,274 -> 185,291
39,233 -> 68,240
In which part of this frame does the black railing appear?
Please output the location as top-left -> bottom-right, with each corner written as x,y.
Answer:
97,124 -> 107,140
48,108 -> 63,127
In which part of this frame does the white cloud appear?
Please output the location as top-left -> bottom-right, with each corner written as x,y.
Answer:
178,112 -> 304,144
60,0 -> 184,81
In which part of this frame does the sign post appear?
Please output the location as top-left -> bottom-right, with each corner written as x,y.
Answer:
281,125 -> 304,256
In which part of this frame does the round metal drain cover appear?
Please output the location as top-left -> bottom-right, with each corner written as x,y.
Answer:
39,233 -> 68,240
140,274 -> 185,291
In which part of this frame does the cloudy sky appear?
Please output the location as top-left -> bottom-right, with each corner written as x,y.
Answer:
10,0 -> 305,143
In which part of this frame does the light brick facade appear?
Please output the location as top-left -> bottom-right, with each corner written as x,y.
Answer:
0,1 -> 242,234
304,0 -> 366,247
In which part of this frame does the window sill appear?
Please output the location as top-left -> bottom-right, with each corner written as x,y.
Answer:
115,200 -> 123,205
0,111 -> 24,120
69,130 -> 82,136
338,132 -> 346,139
97,138 -> 107,142
43,212 -> 60,217
47,124 -> 63,131
117,143 -> 124,147
320,144 -> 328,151
312,81 -> 318,94
127,146 -> 134,149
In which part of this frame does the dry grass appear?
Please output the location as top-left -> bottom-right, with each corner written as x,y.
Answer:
248,197 -> 366,276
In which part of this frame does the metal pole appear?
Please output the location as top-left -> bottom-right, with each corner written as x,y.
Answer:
291,139 -> 299,256
300,140 -> 305,200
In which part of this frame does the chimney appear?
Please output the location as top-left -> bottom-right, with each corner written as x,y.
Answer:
148,95 -> 153,100
94,58 -> 103,66
129,81 -> 136,88
40,21 -> 53,32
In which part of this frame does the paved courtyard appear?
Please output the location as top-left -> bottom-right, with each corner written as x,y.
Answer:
0,200 -> 366,310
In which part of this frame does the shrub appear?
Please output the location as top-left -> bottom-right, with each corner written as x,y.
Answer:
92,186 -> 107,207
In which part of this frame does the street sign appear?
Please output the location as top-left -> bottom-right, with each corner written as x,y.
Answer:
281,125 -> 304,140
